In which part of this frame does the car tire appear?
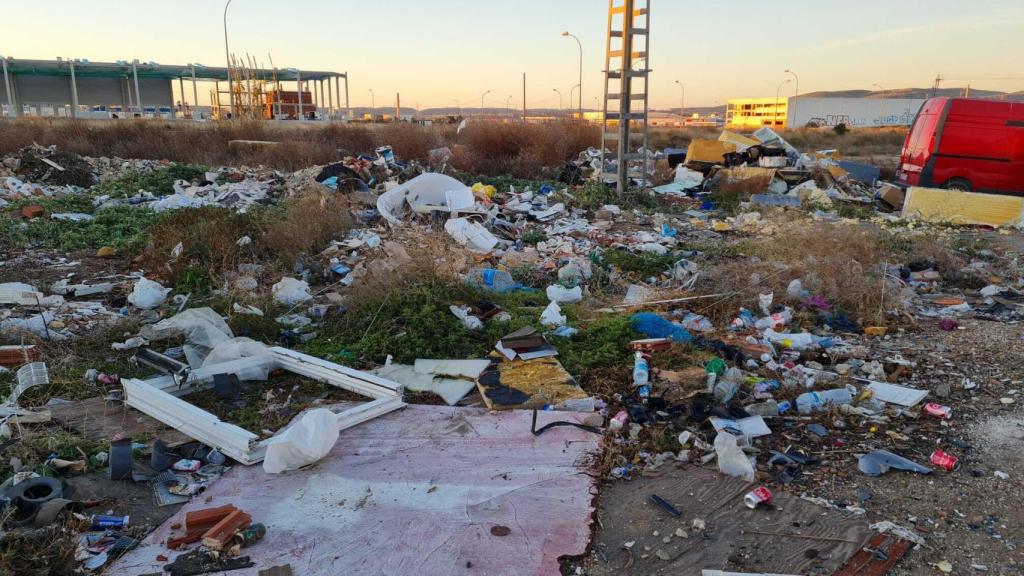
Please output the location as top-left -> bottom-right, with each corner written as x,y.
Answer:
943,178 -> 972,192
7,477 -> 63,514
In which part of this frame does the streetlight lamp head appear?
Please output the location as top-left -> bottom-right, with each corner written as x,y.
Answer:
561,31 -> 570,36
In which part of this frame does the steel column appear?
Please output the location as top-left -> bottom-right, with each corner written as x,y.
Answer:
132,61 -> 142,116
2,57 -> 17,118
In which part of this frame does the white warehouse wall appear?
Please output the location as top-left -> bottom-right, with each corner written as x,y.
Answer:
787,97 -> 926,129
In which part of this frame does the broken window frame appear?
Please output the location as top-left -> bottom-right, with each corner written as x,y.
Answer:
122,347 -> 405,465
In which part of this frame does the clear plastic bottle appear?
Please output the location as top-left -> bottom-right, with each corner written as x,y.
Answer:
680,312 -> 715,333
744,400 -> 779,417
713,367 -> 743,403
796,388 -> 853,415
465,268 -> 517,293
632,352 -> 649,386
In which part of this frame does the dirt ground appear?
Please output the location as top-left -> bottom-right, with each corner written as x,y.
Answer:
579,317 -> 1024,576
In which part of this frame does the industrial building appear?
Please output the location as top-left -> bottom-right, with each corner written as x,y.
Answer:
727,96 -> 926,130
0,56 -> 349,121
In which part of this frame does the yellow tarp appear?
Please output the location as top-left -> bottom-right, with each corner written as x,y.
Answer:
685,139 -> 736,165
902,187 -> 1024,227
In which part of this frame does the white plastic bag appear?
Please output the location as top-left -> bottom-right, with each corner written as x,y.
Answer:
540,301 -> 567,327
127,278 -> 171,309
714,432 -> 755,481
201,337 -> 274,381
272,277 -> 312,306
263,409 -> 340,473
546,285 -> 582,304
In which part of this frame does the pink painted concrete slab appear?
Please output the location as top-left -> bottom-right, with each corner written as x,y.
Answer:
108,405 -> 602,576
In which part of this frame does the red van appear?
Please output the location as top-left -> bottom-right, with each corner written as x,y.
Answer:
897,97 -> 1024,193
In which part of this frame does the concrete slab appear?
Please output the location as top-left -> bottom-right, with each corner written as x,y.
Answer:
107,405 -> 602,576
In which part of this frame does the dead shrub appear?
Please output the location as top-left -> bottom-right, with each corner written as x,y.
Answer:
264,190 -> 353,264
451,120 -> 599,177
141,206 -> 265,285
697,220 -> 899,326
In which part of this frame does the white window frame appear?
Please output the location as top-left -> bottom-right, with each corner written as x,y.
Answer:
122,347 -> 405,465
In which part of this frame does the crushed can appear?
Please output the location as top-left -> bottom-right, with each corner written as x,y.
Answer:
91,514 -> 129,529
743,486 -> 773,509
930,450 -> 961,471
924,403 -> 953,419
235,523 -> 267,548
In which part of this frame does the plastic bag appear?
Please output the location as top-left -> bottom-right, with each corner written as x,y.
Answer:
127,278 -> 171,309
140,308 -> 234,367
263,409 -> 340,473
714,432 -> 755,481
631,313 -> 692,343
201,337 -> 274,381
272,277 -> 312,306
540,301 -> 567,327
546,285 -> 582,304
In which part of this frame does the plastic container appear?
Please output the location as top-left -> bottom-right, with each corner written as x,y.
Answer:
713,367 -> 743,403
796,387 -> 854,415
465,268 -> 517,294
744,400 -> 779,417
632,352 -> 650,386
680,312 -> 714,333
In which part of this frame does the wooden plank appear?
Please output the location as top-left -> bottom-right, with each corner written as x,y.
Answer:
48,396 -> 193,447
591,467 -> 875,575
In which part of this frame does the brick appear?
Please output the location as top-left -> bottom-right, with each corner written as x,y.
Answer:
20,205 -> 44,219
184,504 -> 237,533
201,509 -> 252,551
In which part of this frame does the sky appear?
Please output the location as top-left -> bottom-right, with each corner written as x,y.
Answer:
4,0 -> 1024,110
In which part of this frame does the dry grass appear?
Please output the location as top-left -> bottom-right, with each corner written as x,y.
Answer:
450,120 -> 599,177
695,218 -> 963,327
264,190 -> 353,264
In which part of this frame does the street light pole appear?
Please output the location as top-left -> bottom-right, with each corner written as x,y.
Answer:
674,80 -> 685,122
480,89 -> 491,115
561,31 -> 582,120
223,0 -> 235,119
369,88 -> 375,123
784,69 -> 799,98
506,95 -> 512,119
872,83 -> 885,123
552,88 -> 562,115
775,79 -> 791,128
454,98 -> 461,118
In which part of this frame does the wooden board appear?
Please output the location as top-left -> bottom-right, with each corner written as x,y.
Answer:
48,396 -> 193,447
590,467 -> 875,575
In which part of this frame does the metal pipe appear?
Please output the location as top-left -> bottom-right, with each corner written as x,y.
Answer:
132,60 -> 142,117
68,59 -> 79,118
0,57 -> 14,117
296,71 -> 302,120
191,66 -> 198,119
344,75 -> 350,121
223,0 -> 235,119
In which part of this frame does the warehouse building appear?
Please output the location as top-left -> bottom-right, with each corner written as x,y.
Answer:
726,96 -> 926,130
0,56 -> 349,120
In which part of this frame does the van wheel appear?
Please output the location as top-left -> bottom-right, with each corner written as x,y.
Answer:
943,178 -> 972,192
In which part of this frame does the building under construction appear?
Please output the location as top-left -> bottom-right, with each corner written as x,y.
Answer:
0,56 -> 349,121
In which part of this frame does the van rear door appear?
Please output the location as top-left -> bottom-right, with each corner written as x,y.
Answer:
900,98 -> 945,186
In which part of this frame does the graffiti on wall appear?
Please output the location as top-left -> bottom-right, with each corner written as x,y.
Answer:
790,98 -> 926,129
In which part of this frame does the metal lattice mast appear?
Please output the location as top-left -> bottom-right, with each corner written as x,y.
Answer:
600,0 -> 651,194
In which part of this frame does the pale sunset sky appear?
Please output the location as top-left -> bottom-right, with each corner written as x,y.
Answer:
4,0 -> 1023,109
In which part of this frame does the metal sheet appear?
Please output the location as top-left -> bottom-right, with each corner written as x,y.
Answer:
903,186 -> 1024,227
106,405 -> 602,576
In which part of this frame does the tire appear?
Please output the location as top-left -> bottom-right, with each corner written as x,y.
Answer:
7,477 -> 63,513
943,178 -> 972,192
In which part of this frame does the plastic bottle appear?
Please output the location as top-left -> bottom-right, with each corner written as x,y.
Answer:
755,308 -> 794,331
744,400 -> 779,417
465,268 -> 517,293
795,388 -> 854,415
713,367 -> 743,404
632,352 -> 650,386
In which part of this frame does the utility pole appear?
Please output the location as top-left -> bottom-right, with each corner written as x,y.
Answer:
522,72 -> 527,122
